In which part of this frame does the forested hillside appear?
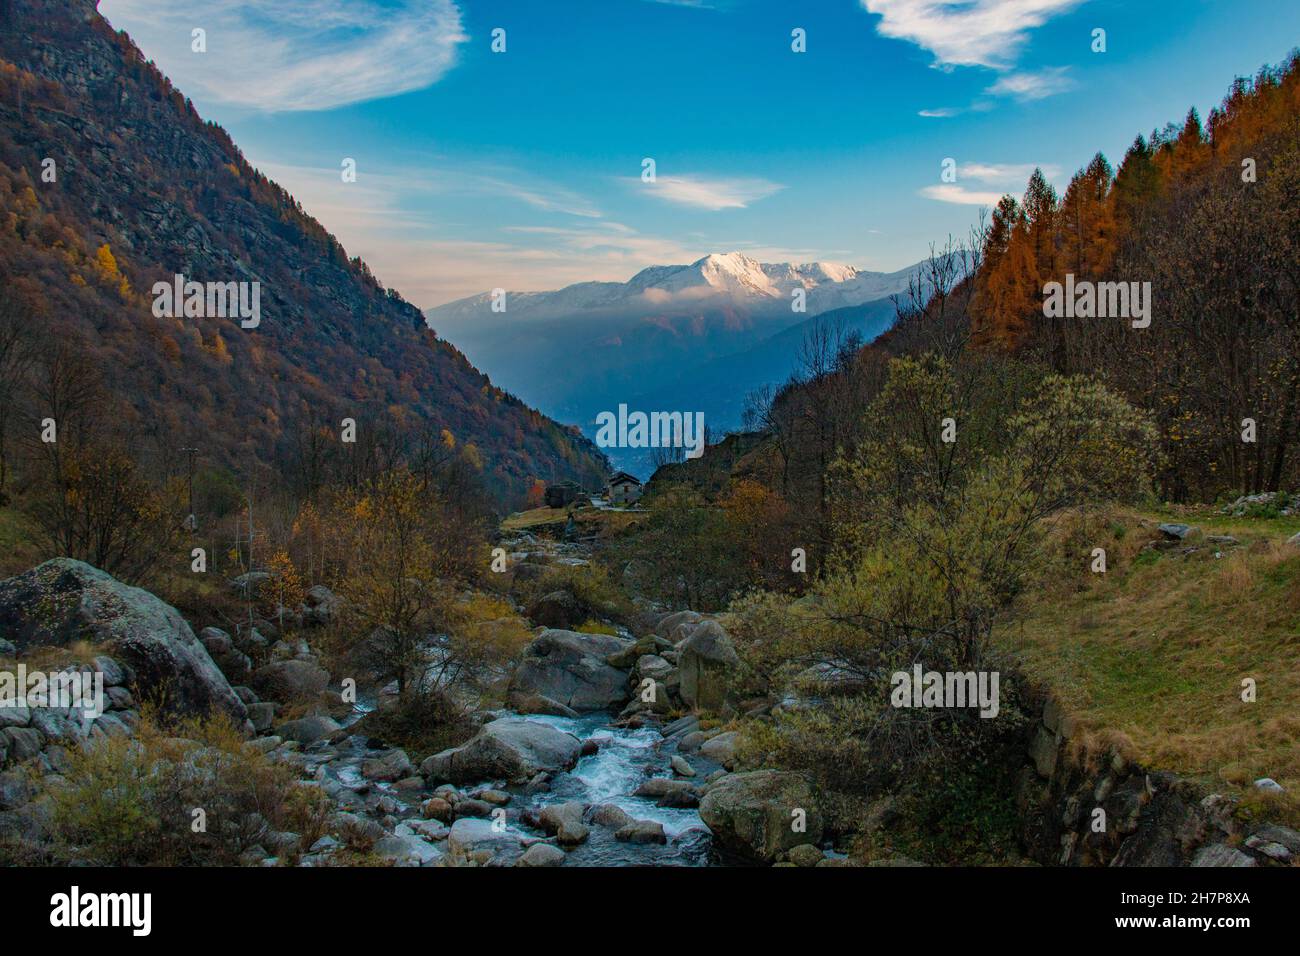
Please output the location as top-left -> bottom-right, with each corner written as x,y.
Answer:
0,0 -> 607,507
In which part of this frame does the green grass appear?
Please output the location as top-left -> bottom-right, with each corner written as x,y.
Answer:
1003,508 -> 1300,819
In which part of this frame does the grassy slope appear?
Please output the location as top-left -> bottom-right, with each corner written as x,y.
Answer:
1004,507 -> 1300,807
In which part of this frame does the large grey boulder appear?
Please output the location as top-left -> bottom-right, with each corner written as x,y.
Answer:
509,629 -> 634,711
699,770 -> 823,864
677,620 -> 739,712
251,659 -> 329,702
275,714 -> 340,746
0,559 -> 244,722
422,718 -> 581,785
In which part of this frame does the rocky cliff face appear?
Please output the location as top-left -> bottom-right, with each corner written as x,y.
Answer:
0,0 -> 606,501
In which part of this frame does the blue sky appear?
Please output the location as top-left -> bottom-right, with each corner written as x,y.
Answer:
99,0 -> 1300,307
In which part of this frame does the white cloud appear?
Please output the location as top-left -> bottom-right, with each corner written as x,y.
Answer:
986,66 -> 1077,100
633,174 -> 784,211
919,107 -> 961,118
919,184 -> 1010,206
862,0 -> 1085,70
98,0 -> 467,112
959,161 -> 1062,182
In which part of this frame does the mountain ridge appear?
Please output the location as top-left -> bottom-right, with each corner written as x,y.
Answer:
0,0 -> 608,502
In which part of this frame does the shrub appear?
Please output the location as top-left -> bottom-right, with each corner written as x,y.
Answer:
48,709 -> 327,866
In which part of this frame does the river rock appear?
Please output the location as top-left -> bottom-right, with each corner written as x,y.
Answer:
699,770 -> 823,864
615,819 -> 667,844
275,714 -> 339,746
0,559 -> 245,722
698,730 -> 740,769
422,717 -> 582,784
518,843 -> 566,867
526,590 -> 587,629
422,798 -> 453,822
453,798 -> 493,819
509,629 -> 634,711
373,833 -> 440,866
362,748 -> 413,782
506,690 -> 580,718
678,620 -> 739,712
671,755 -> 696,777
447,818 -> 525,866
588,804 -> 633,829
251,659 -> 329,702
788,843 -> 824,867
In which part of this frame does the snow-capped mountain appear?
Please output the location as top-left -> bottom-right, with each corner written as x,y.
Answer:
421,252 -> 929,478
425,252 -> 922,328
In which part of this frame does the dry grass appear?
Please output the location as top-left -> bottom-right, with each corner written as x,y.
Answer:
1005,507 -> 1300,814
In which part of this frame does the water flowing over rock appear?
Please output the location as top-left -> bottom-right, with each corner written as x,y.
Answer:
0,559 -> 245,722
422,717 -> 583,784
509,629 -> 634,711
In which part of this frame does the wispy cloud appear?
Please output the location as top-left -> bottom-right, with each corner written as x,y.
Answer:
985,66 -> 1077,100
918,107 -> 962,118
98,0 -> 467,112
959,161 -> 1062,182
861,0 -> 1085,70
632,174 -> 784,211
919,184 -> 1010,206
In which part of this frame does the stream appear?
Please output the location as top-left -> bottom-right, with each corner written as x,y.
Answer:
322,702 -> 715,866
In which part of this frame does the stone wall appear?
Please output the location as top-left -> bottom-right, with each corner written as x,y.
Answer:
1015,690 -> 1296,867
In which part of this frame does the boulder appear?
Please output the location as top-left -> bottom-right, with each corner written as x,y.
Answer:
698,730 -> 740,769
302,585 -> 343,628
446,818 -> 525,866
372,833 -> 440,866
636,654 -> 675,683
1191,843 -> 1256,867
699,770 -> 823,864
362,748 -> 414,782
677,620 -> 739,711
274,714 -> 340,745
506,690 -> 579,719
518,843 -> 566,867
671,755 -> 696,777
655,610 -> 702,642
251,659 -> 329,702
422,718 -> 582,785
537,801 -> 589,844
228,571 -> 272,598
615,819 -> 667,844
525,590 -> 588,629
788,843 -> 824,867
509,629 -> 634,711
588,803 -> 633,829
0,559 -> 245,721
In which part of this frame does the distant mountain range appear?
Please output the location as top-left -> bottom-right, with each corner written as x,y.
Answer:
426,253 -> 925,476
